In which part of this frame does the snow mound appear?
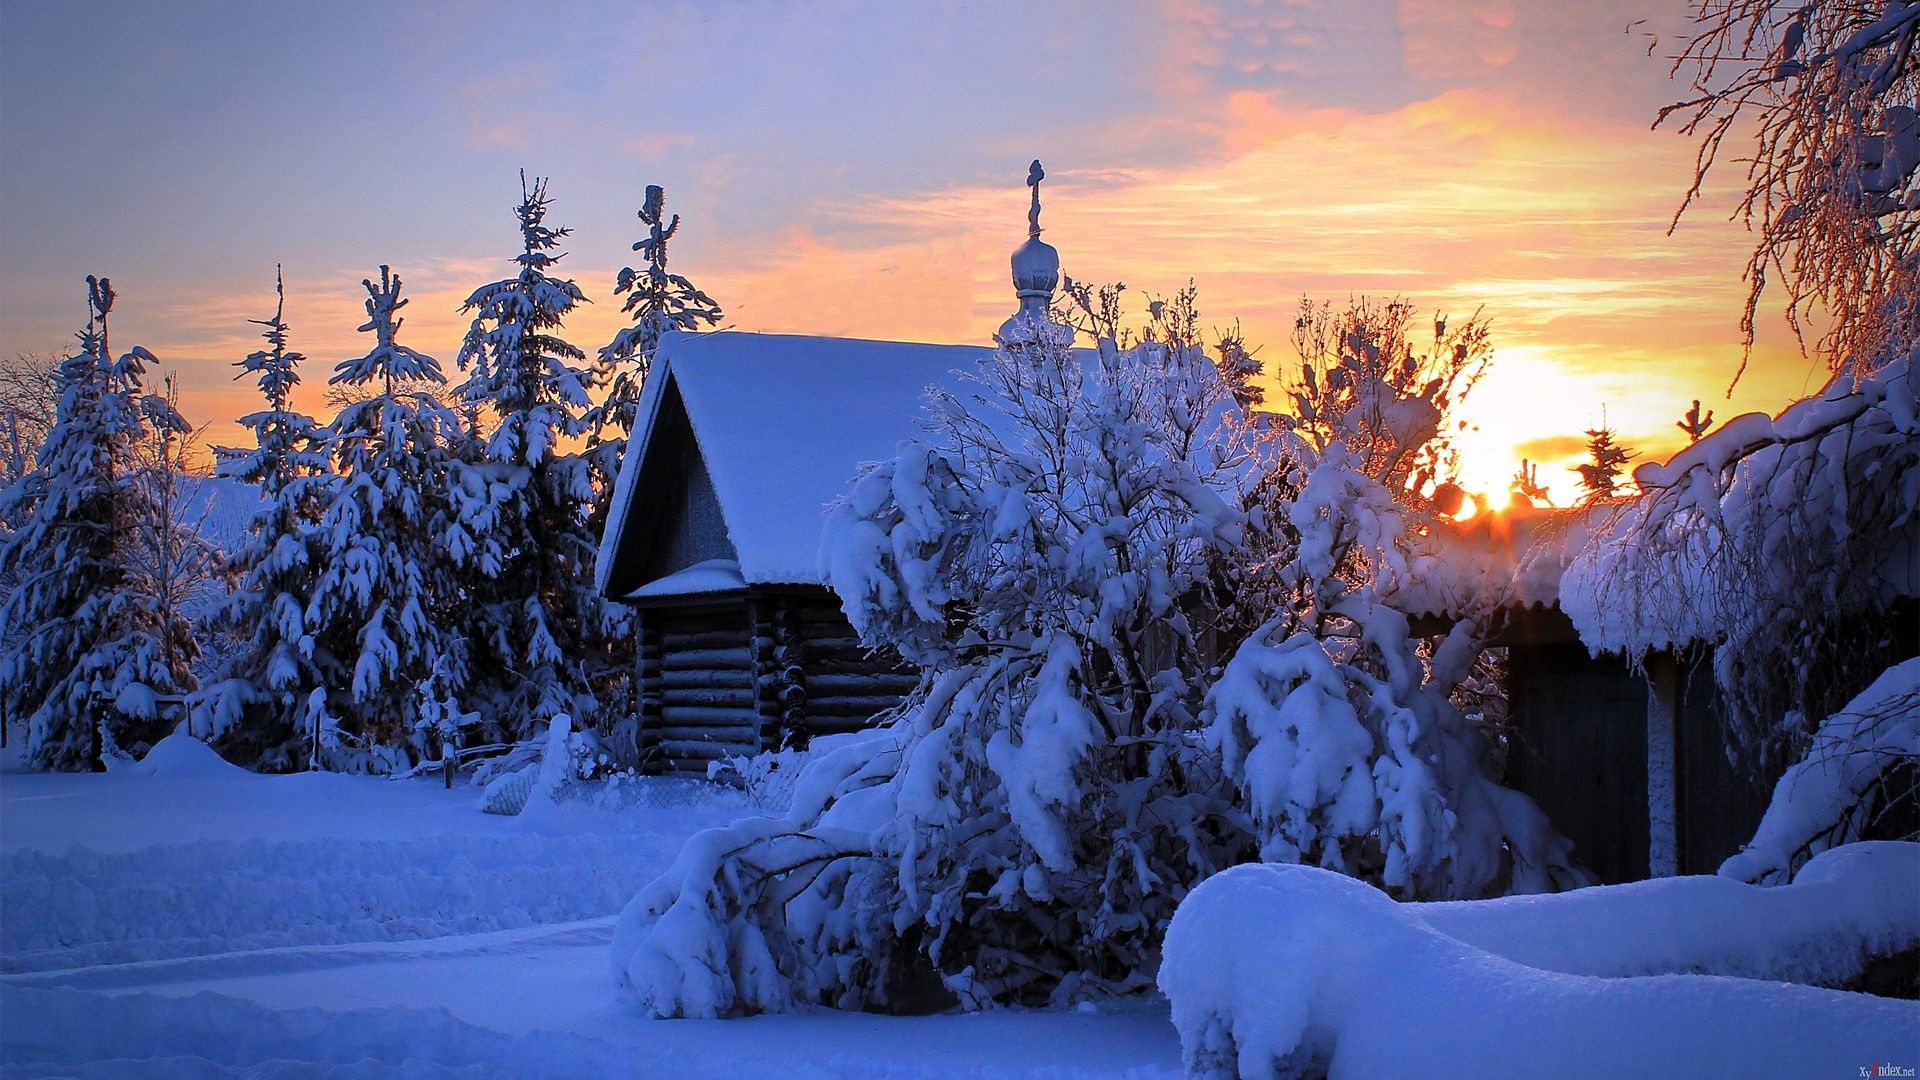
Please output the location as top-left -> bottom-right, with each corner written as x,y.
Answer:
1159,862 -> 1918,1079
132,734 -> 250,779
1416,841 -> 1920,986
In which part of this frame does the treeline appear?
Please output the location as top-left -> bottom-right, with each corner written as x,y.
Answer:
0,176 -> 721,772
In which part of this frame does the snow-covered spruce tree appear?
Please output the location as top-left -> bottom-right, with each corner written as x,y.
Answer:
302,267 -> 471,771
589,183 -> 723,499
454,173 -> 601,740
195,268 -> 334,769
0,277 -> 196,769
1205,297 -> 1587,899
580,188 -> 723,751
613,311 -> 1261,1016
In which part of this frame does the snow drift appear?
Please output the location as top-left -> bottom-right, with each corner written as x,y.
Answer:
1159,854 -> 1919,1079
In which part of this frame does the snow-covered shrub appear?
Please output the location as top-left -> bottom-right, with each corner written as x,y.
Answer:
615,319 -> 1260,1014
612,294 -> 1585,1015
1722,658 -> 1920,884
1207,302 -> 1585,897
0,278 -> 197,770
708,744 -> 811,813
1564,349 -> 1918,768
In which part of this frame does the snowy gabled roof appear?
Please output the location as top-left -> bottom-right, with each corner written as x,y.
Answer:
598,330 -> 1000,597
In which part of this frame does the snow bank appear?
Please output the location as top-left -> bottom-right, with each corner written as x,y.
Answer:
1721,659 -> 1920,884
1159,862 -> 1918,1079
1417,841 -> 1919,986
125,733 -> 252,778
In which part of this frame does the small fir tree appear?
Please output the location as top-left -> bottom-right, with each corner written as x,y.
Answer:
303,267 -> 470,770
197,268 -> 334,768
1576,419 -> 1636,499
0,278 -> 196,769
454,174 -> 601,739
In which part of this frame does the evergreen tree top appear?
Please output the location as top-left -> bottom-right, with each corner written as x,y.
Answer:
513,170 -> 571,272
240,266 -> 307,407
334,266 -> 444,387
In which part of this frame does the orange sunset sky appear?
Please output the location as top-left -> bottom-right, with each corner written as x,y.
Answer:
0,1 -> 1833,499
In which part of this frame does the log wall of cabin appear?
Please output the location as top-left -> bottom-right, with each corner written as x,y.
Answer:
634,589 -> 917,775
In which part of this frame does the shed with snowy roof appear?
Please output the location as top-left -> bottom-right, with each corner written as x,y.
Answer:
1398,358 -> 1919,883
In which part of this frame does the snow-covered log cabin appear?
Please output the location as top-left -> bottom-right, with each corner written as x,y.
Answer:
595,331 -> 997,773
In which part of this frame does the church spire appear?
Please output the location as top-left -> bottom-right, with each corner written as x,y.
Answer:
998,159 -> 1069,348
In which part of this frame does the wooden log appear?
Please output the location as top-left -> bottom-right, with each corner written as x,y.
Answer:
660,704 -> 755,725
809,673 -> 920,694
661,687 -> 756,709
661,647 -> 754,671
654,726 -> 759,745
659,606 -> 750,629
660,629 -> 752,651
805,699 -> 908,719
658,667 -> 755,690
808,716 -> 890,736
658,740 -> 754,762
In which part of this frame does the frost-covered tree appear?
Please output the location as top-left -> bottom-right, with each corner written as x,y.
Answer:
0,278 -> 196,769
123,372 -> 218,684
454,174 -> 602,738
1210,297 -> 1585,900
609,291 -> 1583,1018
615,318 -> 1258,1016
303,267 -> 470,771
1677,399 -> 1716,443
1658,0 -> 1918,384
1511,458 -> 1551,506
0,350 -> 61,490
196,268 -> 334,768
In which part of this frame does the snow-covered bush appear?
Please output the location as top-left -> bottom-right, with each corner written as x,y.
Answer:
1207,300 -> 1584,898
0,278 -> 197,769
611,293 -> 1583,1015
1158,859 -> 1918,1080
615,319 -> 1259,1014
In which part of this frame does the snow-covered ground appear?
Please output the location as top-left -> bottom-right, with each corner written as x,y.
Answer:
0,738 -> 1183,1078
